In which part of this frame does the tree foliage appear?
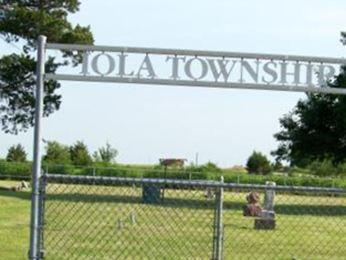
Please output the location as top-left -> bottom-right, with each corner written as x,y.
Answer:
185,161 -> 222,174
0,1 -> 94,133
69,140 -> 92,166
6,143 -> 27,162
246,151 -> 272,175
93,142 -> 118,164
272,67 -> 346,166
43,140 -> 71,165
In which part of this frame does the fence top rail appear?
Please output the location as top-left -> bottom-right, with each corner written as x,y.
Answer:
45,43 -> 346,64
43,174 -> 346,194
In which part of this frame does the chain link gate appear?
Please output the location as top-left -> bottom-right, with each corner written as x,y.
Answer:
36,174 -> 346,260
39,175 -> 225,259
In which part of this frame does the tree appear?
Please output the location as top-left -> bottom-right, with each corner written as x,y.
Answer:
6,143 -> 27,162
70,141 -> 92,166
272,66 -> 346,167
94,142 -> 118,164
246,151 -> 272,175
0,1 -> 94,134
43,140 -> 71,165
200,162 -> 221,173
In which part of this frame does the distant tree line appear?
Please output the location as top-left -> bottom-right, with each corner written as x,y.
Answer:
2,142 -> 346,178
3,141 -> 118,166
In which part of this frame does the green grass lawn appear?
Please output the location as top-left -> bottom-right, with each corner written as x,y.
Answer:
1,180 -> 345,259
0,181 -> 30,260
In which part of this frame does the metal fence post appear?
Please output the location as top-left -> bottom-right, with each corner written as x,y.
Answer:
29,35 -> 46,260
212,176 -> 224,260
38,175 -> 47,258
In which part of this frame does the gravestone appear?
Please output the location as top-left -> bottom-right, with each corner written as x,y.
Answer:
204,187 -> 215,199
142,184 -> 162,204
243,192 -> 262,217
10,180 -> 30,192
264,181 -> 276,211
117,219 -> 124,231
255,181 -> 276,230
129,212 -> 136,224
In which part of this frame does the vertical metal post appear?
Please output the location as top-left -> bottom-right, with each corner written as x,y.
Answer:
38,175 -> 47,258
161,166 -> 167,201
93,167 -> 96,185
29,35 -> 46,260
212,176 -> 224,260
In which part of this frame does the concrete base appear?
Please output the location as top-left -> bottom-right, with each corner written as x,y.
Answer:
254,218 -> 276,230
259,210 -> 275,219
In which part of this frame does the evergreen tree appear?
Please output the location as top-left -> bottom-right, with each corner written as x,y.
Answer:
246,151 -> 272,175
6,143 -> 27,162
70,141 -> 92,166
43,140 -> 71,165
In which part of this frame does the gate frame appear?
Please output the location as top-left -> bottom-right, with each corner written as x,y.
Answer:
29,35 -> 346,259
29,35 -> 46,260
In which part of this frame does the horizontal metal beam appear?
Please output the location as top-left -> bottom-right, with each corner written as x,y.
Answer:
46,43 -> 346,64
44,174 -> 346,194
45,74 -> 346,95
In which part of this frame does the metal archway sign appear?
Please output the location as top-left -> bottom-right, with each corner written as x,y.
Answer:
29,35 -> 346,259
46,42 -> 346,95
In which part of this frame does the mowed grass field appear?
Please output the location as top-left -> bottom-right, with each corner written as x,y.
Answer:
1,180 -> 345,259
0,181 -> 30,260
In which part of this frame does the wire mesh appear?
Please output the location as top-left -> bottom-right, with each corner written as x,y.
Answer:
42,176 -> 217,259
41,174 -> 346,260
222,187 -> 346,260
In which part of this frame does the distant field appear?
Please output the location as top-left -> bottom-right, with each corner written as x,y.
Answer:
1,180 -> 345,259
1,161 -> 346,188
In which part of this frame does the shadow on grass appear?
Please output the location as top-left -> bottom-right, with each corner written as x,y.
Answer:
0,188 -> 31,200
43,192 -> 346,217
1,184 -> 344,217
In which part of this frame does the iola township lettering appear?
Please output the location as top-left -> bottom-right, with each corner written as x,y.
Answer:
44,44 -> 346,94
80,52 -> 337,87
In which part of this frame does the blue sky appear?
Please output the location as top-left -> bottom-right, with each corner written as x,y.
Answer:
1,0 -> 346,167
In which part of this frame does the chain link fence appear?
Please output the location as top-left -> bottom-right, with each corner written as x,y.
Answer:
39,174 -> 346,259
